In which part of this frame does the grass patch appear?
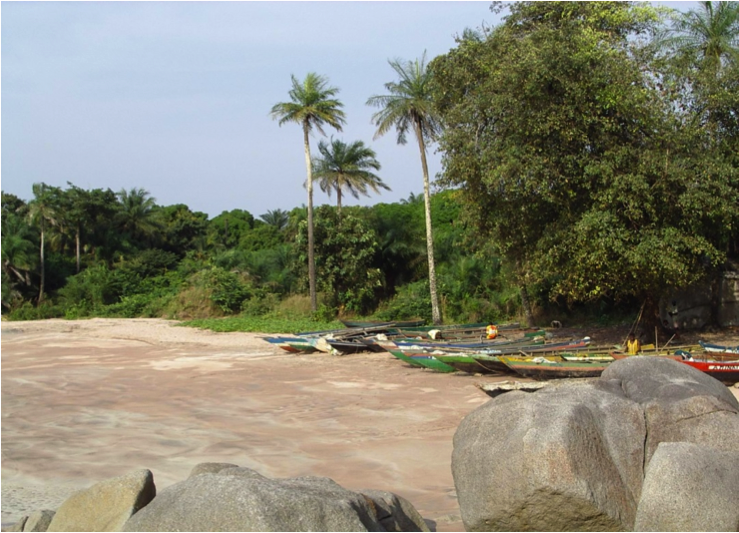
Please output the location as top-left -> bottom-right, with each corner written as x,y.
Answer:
179,315 -> 344,334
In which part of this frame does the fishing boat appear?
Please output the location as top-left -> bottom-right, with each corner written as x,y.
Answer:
433,354 -> 494,374
385,349 -> 457,372
499,356 -> 610,380
560,353 -> 615,363
679,359 -> 739,384
339,319 -> 425,328
392,330 -> 548,351
699,340 -> 739,355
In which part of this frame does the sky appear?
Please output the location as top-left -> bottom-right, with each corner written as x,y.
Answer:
1,1 -> 694,219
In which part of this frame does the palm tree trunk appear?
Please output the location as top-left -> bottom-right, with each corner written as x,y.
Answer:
303,122 -> 318,312
76,225 -> 81,274
336,188 -> 342,218
38,223 -> 45,304
414,121 -> 442,325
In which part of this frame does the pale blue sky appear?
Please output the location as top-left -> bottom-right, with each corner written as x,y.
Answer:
1,1 -> 692,218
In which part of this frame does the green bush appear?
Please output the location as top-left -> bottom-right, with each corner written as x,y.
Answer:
373,280 -> 431,322
6,301 -> 64,321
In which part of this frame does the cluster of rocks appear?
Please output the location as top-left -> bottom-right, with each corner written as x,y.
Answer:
452,356 -> 739,531
6,464 -> 429,532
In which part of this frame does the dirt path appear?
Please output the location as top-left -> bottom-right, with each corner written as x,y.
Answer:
2,318 -> 737,531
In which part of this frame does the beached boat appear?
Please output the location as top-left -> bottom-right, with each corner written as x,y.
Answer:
679,359 -> 739,384
499,356 -> 610,380
340,319 -> 425,328
386,349 -> 457,372
392,330 -> 548,351
699,340 -> 739,355
560,353 -> 615,363
433,354 -> 493,374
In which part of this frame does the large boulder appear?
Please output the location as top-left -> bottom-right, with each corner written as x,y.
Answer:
46,469 -> 155,532
123,467 -> 428,532
452,379 -> 646,531
452,357 -> 739,531
634,442 -> 739,531
601,356 -> 739,463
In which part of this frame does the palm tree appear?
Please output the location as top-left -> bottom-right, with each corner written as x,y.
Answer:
663,1 -> 739,71
270,73 -> 346,312
1,214 -> 37,307
312,138 -> 389,216
260,209 -> 290,231
367,52 -> 443,324
116,187 -> 161,246
27,183 -> 60,303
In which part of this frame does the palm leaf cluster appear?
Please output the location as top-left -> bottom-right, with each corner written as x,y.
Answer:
312,138 -> 389,214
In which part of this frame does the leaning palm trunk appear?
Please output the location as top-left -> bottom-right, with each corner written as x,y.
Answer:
414,121 -> 441,325
303,123 -> 318,312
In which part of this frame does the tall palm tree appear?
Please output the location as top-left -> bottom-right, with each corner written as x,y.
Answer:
270,73 -> 346,312
27,183 -> 60,303
367,52 -> 443,324
116,187 -> 161,246
312,138 -> 389,216
663,1 -> 739,71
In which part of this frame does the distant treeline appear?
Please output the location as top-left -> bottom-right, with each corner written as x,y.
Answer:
3,2 -> 738,327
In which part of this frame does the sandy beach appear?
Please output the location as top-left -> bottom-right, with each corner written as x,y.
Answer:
2,318 -> 738,531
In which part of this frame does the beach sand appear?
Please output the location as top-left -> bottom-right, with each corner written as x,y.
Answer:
2,319 -> 738,531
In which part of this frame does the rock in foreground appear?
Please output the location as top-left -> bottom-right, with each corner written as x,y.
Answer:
452,357 -> 739,531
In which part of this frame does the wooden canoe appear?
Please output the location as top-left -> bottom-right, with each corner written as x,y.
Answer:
679,359 -> 739,384
499,356 -> 610,380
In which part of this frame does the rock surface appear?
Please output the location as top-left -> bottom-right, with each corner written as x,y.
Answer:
453,357 -> 739,531
123,467 -> 429,532
453,379 -> 645,531
635,442 -> 739,531
46,469 -> 155,532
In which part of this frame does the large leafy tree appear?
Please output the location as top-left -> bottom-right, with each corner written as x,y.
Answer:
312,138 -> 389,215
296,205 -> 383,315
367,52 -> 443,324
271,73 -> 346,312
431,2 -> 737,323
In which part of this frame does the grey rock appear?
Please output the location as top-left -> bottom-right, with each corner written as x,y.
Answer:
358,490 -> 430,532
600,356 -> 739,408
46,469 -> 156,532
452,379 -> 645,531
188,462 -> 239,478
635,442 -> 739,531
24,510 -> 55,532
6,516 -> 27,532
602,356 -> 739,463
123,470 -> 423,532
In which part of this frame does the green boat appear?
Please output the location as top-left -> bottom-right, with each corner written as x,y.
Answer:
387,350 -> 457,372
433,354 -> 494,374
499,356 -> 610,380
387,349 -> 427,368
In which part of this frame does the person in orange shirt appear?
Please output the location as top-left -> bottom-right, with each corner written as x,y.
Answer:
486,324 -> 498,339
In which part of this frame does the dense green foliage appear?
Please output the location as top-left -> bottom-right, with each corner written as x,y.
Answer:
3,2 -> 737,331
431,1 -> 739,321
